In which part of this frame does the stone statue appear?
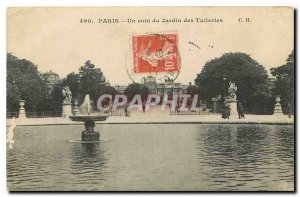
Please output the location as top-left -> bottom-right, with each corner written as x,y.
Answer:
62,86 -> 72,103
228,81 -> 237,100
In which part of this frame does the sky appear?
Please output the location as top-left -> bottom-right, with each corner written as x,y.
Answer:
7,7 -> 294,85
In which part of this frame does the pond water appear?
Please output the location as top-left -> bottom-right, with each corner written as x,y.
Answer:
7,124 -> 294,191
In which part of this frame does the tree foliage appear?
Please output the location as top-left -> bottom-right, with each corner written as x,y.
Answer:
7,53 -> 48,112
194,52 -> 271,111
187,85 -> 199,97
41,84 -> 64,112
62,72 -> 81,99
271,50 -> 294,112
62,60 -> 116,106
124,83 -> 150,101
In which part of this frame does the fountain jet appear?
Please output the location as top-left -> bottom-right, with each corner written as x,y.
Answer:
69,94 -> 108,141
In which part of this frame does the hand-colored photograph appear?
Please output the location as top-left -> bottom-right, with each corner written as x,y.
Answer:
6,7 -> 294,191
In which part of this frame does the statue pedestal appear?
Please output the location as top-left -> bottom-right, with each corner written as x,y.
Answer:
18,100 -> 26,119
18,109 -> 26,119
62,102 -> 72,118
212,97 -> 219,113
226,98 -> 238,117
73,101 -> 79,115
273,96 -> 284,116
274,104 -> 284,115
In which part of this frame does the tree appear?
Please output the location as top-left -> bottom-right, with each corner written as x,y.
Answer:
7,53 -> 48,112
79,60 -> 106,96
62,60 -> 115,107
194,52 -> 271,112
62,72 -> 81,100
100,86 -> 117,96
124,83 -> 150,102
271,50 -> 294,113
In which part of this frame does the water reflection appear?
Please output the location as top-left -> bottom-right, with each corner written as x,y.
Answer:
71,143 -> 106,167
196,125 -> 294,190
274,126 -> 294,161
7,124 -> 294,191
70,142 -> 108,186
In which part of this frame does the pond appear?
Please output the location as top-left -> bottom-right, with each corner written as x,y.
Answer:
7,124 -> 294,191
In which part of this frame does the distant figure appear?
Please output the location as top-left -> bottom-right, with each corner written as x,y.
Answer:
237,102 -> 245,119
287,103 -> 292,118
221,106 -> 226,119
124,105 -> 129,117
142,104 -> 146,113
175,105 -> 179,113
221,103 -> 230,119
226,104 -> 231,118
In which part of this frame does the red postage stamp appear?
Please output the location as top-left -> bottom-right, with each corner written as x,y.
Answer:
132,33 -> 179,74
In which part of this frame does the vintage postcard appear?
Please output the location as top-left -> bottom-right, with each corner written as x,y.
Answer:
6,7 -> 294,191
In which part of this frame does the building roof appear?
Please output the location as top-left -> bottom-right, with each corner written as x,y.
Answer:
44,70 -> 60,83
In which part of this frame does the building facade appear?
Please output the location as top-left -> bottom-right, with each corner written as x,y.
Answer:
143,76 -> 188,96
113,76 -> 188,97
43,70 -> 61,96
